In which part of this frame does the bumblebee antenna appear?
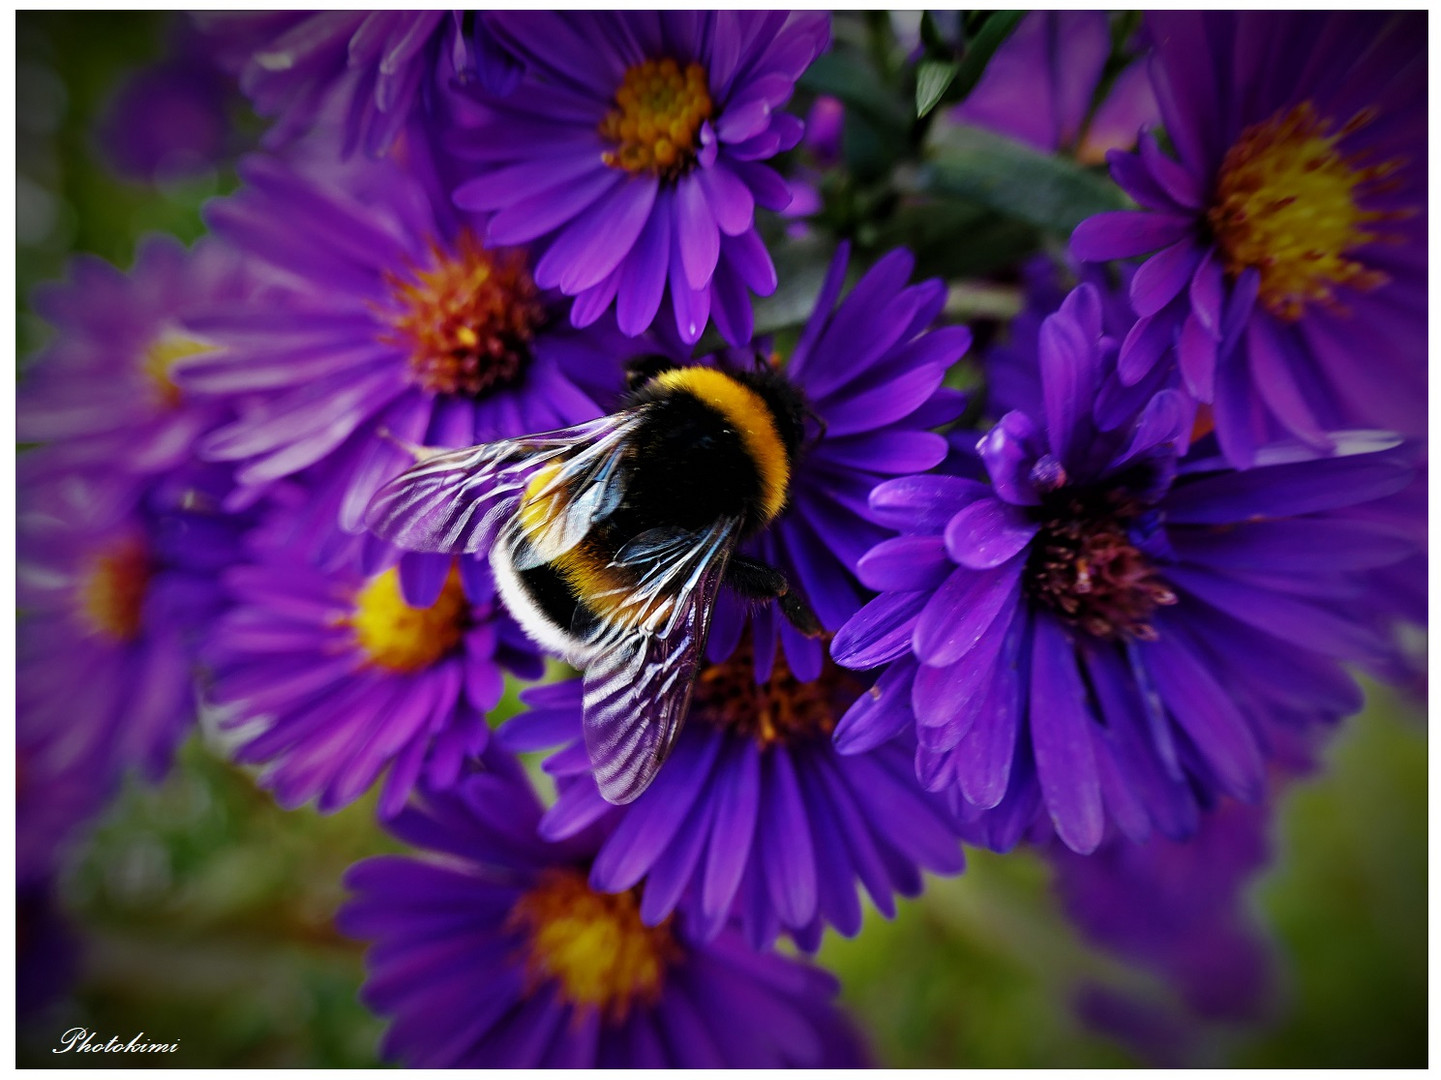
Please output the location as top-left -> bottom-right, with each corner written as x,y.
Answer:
376,427 -> 443,463
802,402 -> 828,443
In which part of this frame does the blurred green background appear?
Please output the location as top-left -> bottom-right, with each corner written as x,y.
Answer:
16,12 -> 1427,1069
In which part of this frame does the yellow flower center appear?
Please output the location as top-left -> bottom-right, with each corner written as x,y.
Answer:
599,58 -> 713,180
509,869 -> 679,1021
80,539 -> 150,642
1208,102 -> 1402,321
143,333 -> 213,408
383,231 -> 545,398
693,635 -> 856,747
347,566 -> 467,673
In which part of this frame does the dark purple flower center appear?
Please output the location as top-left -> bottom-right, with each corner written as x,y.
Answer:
599,58 -> 713,181
507,867 -> 679,1022
1024,489 -> 1175,641
382,231 -> 545,398
693,635 -> 859,746
79,538 -> 150,642
1208,102 -> 1406,321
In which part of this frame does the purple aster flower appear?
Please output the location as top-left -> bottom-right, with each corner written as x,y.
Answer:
832,282 -> 1420,855
202,484 -> 544,818
1071,12 -> 1426,466
181,149 -> 636,575
339,763 -> 870,1068
450,11 -> 831,345
18,460 -> 246,787
498,632 -> 965,951
18,234 -> 252,480
953,11 -> 1158,163
195,12 -> 519,159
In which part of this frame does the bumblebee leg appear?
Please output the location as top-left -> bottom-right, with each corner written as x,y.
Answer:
624,353 -> 678,391
724,555 -> 825,637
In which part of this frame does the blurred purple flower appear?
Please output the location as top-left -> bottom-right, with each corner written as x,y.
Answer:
18,235 -> 252,479
450,11 -> 830,344
499,635 -> 964,951
953,11 -> 1157,163
96,46 -> 231,184
180,150 -> 635,576
203,485 -> 543,818
804,95 -> 844,167
1072,12 -> 1426,466
339,764 -> 870,1067
1073,985 -> 1198,1068
18,462 -> 246,787
195,12 -> 518,158
776,95 -> 842,238
832,283 -> 1420,855
17,713 -> 115,890
1053,793 -> 1282,1062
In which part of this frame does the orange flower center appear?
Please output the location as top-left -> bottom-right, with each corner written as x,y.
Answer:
509,868 -> 679,1021
383,231 -> 545,398
347,565 -> 467,673
80,539 -> 150,642
1208,102 -> 1404,321
692,636 -> 856,747
599,58 -> 713,180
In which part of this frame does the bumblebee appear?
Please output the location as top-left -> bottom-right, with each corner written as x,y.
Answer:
366,356 -> 822,804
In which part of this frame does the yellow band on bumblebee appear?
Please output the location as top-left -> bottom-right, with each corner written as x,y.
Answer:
652,367 -> 790,523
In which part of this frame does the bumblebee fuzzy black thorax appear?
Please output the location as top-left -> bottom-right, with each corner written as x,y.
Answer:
621,365 -> 806,535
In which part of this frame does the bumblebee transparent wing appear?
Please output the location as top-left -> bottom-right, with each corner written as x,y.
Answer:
364,414 -> 628,556
579,517 -> 741,804
507,415 -> 642,571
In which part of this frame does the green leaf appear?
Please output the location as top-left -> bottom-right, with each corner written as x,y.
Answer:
915,58 -> 960,119
799,50 -> 910,138
874,201 -> 1039,281
951,10 -> 1025,102
919,125 -> 1128,235
919,10 -> 962,53
749,235 -> 836,337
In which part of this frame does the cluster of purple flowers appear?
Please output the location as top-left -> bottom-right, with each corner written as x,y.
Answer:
18,10 -> 1425,1066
